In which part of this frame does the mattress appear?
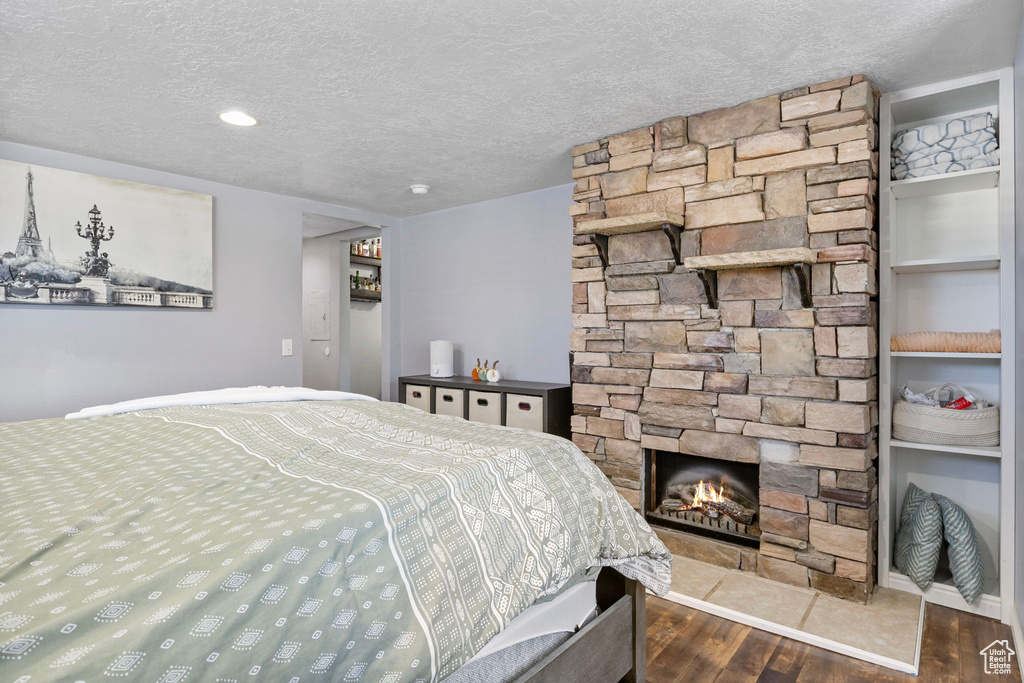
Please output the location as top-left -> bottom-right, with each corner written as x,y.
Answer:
469,579 -> 597,662
445,580 -> 598,683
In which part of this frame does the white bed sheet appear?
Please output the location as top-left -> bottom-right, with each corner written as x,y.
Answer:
65,386 -> 376,419
468,579 -> 597,664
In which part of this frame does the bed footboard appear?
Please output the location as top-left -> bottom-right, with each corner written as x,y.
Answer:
513,568 -> 646,683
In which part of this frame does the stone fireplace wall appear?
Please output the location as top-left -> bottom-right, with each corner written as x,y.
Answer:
569,76 -> 880,601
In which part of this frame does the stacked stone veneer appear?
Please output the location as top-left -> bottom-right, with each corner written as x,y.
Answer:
569,76 -> 880,602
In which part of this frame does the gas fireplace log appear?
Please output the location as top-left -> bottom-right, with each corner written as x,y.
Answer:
664,482 -> 756,525
699,499 -> 755,524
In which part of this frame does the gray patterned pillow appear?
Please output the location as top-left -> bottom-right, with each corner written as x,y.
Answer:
933,494 -> 985,603
894,483 -> 942,589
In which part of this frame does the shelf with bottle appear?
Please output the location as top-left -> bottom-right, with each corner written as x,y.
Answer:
350,269 -> 382,303
350,238 -> 382,263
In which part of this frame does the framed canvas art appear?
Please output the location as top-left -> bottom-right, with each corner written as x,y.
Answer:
0,159 -> 213,308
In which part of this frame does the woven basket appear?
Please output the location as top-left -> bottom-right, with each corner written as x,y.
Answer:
892,383 -> 999,446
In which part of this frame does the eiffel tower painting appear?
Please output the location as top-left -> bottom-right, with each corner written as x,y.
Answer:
2,159 -> 213,308
15,169 -> 49,260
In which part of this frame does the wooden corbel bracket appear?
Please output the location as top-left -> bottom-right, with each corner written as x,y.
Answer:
590,233 -> 610,268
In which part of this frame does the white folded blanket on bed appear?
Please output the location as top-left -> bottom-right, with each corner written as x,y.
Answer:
66,385 -> 376,419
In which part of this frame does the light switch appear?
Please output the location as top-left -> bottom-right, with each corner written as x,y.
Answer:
282,339 -> 293,356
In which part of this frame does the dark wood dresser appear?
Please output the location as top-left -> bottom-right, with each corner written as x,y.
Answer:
398,375 -> 571,438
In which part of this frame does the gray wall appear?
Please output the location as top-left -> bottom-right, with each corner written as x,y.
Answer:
0,142 -> 392,422
394,183 -> 573,384
350,299 -> 382,398
1015,20 -> 1024,638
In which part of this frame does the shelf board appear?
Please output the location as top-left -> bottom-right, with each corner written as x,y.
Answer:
890,166 -> 999,200
887,569 -> 1000,619
888,75 -> 999,126
350,289 -> 381,303
890,351 -> 1001,360
350,254 -> 381,267
891,255 -> 1000,274
890,439 -> 1001,459
573,211 -> 683,236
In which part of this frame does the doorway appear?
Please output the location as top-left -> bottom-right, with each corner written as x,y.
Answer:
346,229 -> 382,399
300,213 -> 384,399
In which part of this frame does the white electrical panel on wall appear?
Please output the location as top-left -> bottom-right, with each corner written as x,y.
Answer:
308,290 -> 330,341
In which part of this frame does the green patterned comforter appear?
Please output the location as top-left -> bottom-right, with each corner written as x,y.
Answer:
0,400 -> 670,682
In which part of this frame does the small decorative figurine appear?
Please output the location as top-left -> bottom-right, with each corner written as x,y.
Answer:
486,360 -> 502,382
479,360 -> 490,382
472,358 -> 482,381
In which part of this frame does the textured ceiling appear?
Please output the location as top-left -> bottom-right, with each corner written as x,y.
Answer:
2,1 -> 1021,217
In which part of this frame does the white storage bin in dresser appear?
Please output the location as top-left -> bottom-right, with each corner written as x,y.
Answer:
434,387 -> 465,418
404,385 -> 431,412
505,394 -> 544,432
468,391 -> 502,425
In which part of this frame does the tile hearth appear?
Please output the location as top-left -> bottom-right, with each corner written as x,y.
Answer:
665,554 -> 923,672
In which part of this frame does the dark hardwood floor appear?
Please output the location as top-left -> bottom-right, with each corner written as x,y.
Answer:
645,596 -> 1021,682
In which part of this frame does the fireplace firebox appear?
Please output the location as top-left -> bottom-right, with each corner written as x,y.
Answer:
644,450 -> 760,548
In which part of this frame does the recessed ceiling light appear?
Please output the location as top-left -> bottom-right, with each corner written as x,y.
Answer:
410,184 -> 430,195
219,110 -> 257,126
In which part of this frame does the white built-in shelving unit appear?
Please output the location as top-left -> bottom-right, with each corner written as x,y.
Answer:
878,69 -> 1015,623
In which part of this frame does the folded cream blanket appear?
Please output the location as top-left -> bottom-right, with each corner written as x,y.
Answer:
891,330 -> 1001,354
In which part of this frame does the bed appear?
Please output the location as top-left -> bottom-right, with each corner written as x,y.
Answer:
0,388 -> 670,682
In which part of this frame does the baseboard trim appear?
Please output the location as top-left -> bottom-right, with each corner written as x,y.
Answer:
660,589 -> 922,675
1011,608 -> 1023,667
887,571 -> 1001,620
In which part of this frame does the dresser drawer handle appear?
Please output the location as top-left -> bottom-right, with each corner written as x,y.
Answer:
518,402 -> 532,411
442,394 -> 454,403
476,398 -> 489,406
411,391 -> 422,399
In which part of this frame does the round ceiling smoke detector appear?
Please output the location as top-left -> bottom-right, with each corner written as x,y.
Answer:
409,184 -> 430,195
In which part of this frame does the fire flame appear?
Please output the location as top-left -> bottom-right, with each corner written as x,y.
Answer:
689,480 -> 725,508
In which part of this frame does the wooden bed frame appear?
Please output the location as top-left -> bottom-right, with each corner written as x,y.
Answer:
513,568 -> 646,683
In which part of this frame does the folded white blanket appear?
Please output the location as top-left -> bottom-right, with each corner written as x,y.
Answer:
893,150 -> 999,180
893,127 -> 996,166
893,139 -> 999,172
892,113 -> 993,156
66,385 -> 377,419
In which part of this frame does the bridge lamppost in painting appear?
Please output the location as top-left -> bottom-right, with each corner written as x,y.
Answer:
76,205 -> 115,278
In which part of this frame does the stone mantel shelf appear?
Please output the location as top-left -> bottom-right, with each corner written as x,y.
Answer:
683,248 -> 817,310
575,212 -> 686,270
572,211 -> 683,236
683,247 -> 817,271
